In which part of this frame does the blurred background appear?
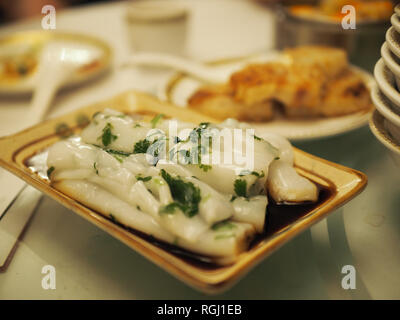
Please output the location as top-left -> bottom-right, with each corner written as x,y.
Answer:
0,0 -> 399,23
0,0 -> 105,23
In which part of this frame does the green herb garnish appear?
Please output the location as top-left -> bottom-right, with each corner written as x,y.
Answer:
153,178 -> 165,186
93,162 -> 99,175
55,123 -> 73,138
133,139 -> 151,154
104,149 -> 131,157
199,122 -> 210,129
150,114 -> 164,128
234,179 -> 247,197
212,220 -> 237,231
47,166 -> 55,178
90,145 -> 131,163
100,123 -> 118,147
253,134 -> 280,155
239,170 -> 264,178
160,169 -> 201,218
113,155 -> 124,163
104,149 -> 130,162
212,221 -> 237,240
109,213 -> 117,223
136,175 -> 152,182
159,202 -> 181,215
147,138 -> 166,158
198,164 -> 212,172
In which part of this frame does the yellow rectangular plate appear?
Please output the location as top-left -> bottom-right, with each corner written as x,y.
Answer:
0,90 -> 367,294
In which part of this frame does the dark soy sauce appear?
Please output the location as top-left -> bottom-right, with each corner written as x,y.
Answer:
123,183 -> 335,270
263,184 -> 334,237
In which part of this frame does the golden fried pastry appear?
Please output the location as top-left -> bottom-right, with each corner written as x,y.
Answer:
188,46 -> 372,122
318,70 -> 372,117
188,84 -> 275,122
283,46 -> 347,79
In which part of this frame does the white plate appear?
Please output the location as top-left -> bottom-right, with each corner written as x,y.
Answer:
370,84 -> 400,144
371,83 -> 400,127
395,3 -> 400,16
374,58 -> 400,113
369,110 -> 400,168
385,26 -> 400,60
391,13 -> 400,34
0,31 -> 112,95
160,53 -> 375,141
381,42 -> 400,89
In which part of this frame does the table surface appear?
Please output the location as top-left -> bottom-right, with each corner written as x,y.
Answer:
0,0 -> 399,300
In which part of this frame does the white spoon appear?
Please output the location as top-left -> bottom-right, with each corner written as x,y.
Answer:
122,52 -> 234,84
28,41 -> 101,124
122,51 -> 283,85
0,41 -> 101,269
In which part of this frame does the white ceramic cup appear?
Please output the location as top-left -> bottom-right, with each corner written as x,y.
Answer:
126,0 -> 189,56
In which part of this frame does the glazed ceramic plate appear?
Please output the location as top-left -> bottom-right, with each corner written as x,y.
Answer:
374,58 -> 400,113
381,42 -> 400,89
0,90 -> 367,293
386,26 -> 400,59
0,30 -> 112,94
371,84 -> 400,129
160,54 -> 375,141
369,109 -> 400,168
391,13 -> 400,34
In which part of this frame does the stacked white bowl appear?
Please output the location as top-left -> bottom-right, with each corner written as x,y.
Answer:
371,4 -> 400,166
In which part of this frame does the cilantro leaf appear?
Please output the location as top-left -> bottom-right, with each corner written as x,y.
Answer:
234,179 -> 247,197
133,139 -> 151,154
93,162 -> 99,175
160,169 -> 201,218
100,123 -> 118,147
105,149 -> 131,157
211,220 -> 237,231
198,164 -> 212,172
159,202 -> 182,215
239,170 -> 264,178
136,175 -> 152,182
104,149 -> 130,163
47,166 -> 55,178
199,122 -> 210,129
150,114 -> 164,128
212,220 -> 237,240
